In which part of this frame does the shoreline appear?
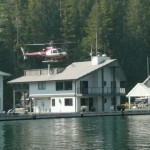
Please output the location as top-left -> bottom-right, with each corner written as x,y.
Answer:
1,109 -> 150,121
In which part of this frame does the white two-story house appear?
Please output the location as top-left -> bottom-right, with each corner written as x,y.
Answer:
0,71 -> 11,113
8,54 -> 126,113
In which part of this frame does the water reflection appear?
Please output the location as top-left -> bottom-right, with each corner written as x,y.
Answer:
0,116 -> 150,150
127,116 -> 150,150
0,123 -> 5,150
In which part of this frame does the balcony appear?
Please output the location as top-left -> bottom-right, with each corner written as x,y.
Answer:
13,84 -> 29,92
77,87 -> 125,96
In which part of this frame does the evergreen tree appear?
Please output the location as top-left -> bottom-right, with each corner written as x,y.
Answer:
0,0 -> 150,110
124,0 -> 150,88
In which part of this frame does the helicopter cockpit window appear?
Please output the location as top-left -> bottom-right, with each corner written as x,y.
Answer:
53,50 -> 58,53
58,48 -> 65,53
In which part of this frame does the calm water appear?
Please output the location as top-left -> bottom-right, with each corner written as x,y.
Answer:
0,115 -> 150,150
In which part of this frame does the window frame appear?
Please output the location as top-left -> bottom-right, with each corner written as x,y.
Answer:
52,99 -> 55,106
38,82 -> 46,90
65,98 -> 73,106
64,81 -> 72,90
80,98 -> 86,106
56,81 -> 72,91
56,81 -> 63,91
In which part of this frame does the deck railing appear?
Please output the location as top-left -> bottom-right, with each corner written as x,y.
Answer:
13,84 -> 29,92
128,104 -> 150,110
77,87 -> 125,95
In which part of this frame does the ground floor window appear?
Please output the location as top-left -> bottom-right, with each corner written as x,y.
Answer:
65,98 -> 73,106
52,99 -> 55,106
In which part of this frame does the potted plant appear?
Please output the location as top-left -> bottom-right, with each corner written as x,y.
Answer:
117,105 -> 121,111
117,105 -> 125,111
81,106 -> 88,112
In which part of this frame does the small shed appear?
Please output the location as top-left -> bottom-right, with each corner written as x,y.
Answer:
126,76 -> 150,107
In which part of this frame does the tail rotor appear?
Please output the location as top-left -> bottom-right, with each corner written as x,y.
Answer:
21,47 -> 27,60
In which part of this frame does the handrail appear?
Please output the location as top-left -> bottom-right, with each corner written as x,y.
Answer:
77,87 -> 125,95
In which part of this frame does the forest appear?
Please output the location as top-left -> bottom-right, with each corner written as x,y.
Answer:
0,0 -> 150,110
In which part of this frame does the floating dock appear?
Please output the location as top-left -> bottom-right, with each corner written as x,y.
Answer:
1,110 -> 150,121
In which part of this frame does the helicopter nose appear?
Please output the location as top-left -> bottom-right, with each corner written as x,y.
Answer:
62,52 -> 67,56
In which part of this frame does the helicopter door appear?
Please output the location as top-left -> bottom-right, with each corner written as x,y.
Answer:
52,50 -> 58,53
51,50 -> 58,56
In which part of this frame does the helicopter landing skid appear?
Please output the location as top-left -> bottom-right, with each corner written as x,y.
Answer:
42,60 -> 62,63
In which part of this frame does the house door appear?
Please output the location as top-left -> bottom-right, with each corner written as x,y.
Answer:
111,81 -> 116,93
89,98 -> 93,111
80,81 -> 88,94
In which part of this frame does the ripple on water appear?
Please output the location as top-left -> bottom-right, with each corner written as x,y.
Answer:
0,116 -> 150,150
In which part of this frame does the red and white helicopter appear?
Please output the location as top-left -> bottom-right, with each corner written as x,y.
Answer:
21,42 -> 67,63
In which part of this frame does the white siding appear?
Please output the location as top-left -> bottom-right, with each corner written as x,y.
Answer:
30,81 -> 75,96
51,97 -> 75,112
97,97 -> 102,112
0,76 -> 3,112
0,97 -> 1,111
33,98 -> 51,113
32,97 -> 76,113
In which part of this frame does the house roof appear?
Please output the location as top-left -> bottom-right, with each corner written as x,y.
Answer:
8,59 -> 126,84
126,83 -> 150,97
0,71 -> 11,76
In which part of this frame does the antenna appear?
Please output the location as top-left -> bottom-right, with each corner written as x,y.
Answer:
95,0 -> 98,56
90,45 -> 93,58
147,56 -> 149,77
96,31 -> 98,55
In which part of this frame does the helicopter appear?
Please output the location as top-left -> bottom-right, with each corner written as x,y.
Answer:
21,42 -> 67,63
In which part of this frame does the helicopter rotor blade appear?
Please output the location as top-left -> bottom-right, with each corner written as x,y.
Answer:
26,41 -> 76,46
25,44 -> 46,46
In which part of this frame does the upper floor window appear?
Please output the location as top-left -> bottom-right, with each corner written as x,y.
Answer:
56,81 -> 72,91
120,81 -> 125,88
38,82 -> 46,90
56,82 -> 63,91
64,81 -> 72,90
